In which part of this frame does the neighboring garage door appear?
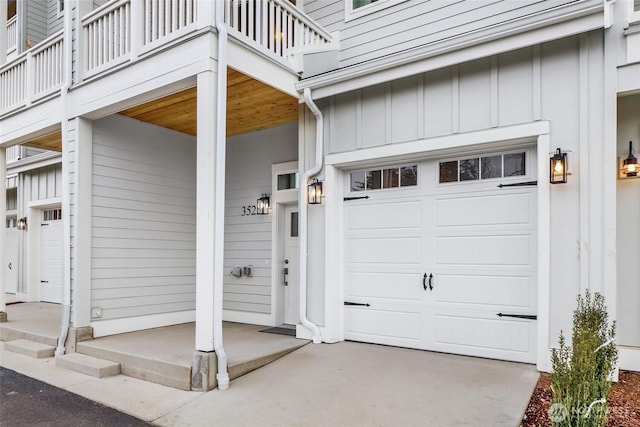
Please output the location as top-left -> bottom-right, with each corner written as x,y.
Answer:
5,219 -> 18,293
40,208 -> 63,303
344,148 -> 537,364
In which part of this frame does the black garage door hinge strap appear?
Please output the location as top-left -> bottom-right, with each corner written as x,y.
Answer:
344,196 -> 370,201
344,302 -> 371,307
497,313 -> 537,320
497,181 -> 537,188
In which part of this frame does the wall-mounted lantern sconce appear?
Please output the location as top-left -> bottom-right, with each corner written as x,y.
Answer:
17,217 -> 27,231
550,148 -> 568,184
257,193 -> 270,215
307,178 -> 323,205
621,141 -> 639,178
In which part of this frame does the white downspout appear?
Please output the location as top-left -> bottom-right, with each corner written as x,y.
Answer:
299,88 -> 322,344
55,0 -> 74,357
213,1 -> 229,390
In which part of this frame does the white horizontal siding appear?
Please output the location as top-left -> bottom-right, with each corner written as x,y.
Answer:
91,114 -> 197,321
25,0 -> 48,46
47,0 -> 64,35
304,0 -> 600,69
223,122 -> 298,316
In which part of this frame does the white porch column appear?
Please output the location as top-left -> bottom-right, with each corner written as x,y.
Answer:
0,0 -> 7,65
195,69 -> 219,352
0,146 -> 6,316
71,117 -> 93,327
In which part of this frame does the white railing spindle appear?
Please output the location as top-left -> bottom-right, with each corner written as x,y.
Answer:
223,0 -> 332,70
7,15 -> 18,55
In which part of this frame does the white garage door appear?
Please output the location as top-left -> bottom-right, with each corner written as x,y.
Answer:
40,208 -> 63,303
5,220 -> 18,293
344,148 -> 537,364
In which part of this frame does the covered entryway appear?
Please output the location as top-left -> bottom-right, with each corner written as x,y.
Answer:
343,147 -> 538,363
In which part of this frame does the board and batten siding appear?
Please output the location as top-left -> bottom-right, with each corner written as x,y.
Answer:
318,32 -> 607,348
304,0 -> 601,69
223,122 -> 298,316
91,115 -> 196,321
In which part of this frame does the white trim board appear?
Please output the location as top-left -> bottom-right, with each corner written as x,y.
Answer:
297,12 -> 603,99
620,347 -> 640,372
91,310 -> 196,337
325,122 -> 550,167
222,310 -> 273,327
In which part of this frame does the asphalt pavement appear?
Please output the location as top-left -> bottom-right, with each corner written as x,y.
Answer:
0,367 -> 150,427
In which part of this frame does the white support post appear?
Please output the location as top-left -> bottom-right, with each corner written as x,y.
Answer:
196,0 -> 214,30
129,0 -> 144,59
195,70 -> 218,352
0,0 -> 7,65
0,146 -> 6,315
72,117 -> 93,327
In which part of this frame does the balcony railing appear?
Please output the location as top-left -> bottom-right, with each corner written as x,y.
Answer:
0,31 -> 64,114
82,0 -> 198,78
6,145 -> 20,163
223,0 -> 333,70
6,15 -> 17,56
1,0 -> 332,116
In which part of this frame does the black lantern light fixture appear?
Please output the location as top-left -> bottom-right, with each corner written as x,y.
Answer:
307,178 -> 323,205
550,148 -> 568,184
621,141 -> 639,178
17,217 -> 27,231
257,193 -> 270,215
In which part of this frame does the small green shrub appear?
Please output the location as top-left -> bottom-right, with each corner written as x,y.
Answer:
550,290 -> 618,427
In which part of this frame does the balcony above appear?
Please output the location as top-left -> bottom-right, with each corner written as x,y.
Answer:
0,0 -> 334,119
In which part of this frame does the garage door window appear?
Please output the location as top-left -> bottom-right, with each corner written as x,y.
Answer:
350,165 -> 417,192
43,209 -> 62,221
439,152 -> 526,184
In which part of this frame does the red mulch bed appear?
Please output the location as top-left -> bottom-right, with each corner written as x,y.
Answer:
521,371 -> 640,427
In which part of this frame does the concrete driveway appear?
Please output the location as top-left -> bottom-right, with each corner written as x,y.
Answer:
155,341 -> 538,427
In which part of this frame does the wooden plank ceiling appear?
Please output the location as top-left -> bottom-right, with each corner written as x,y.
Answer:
22,131 -> 62,152
119,68 -> 299,137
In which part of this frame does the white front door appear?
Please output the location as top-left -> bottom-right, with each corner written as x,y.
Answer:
40,209 -> 63,303
344,148 -> 538,363
5,221 -> 18,293
283,205 -> 300,325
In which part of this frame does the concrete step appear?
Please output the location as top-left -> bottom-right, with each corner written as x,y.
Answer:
0,324 -> 58,347
56,353 -> 121,378
4,339 -> 56,358
76,343 -> 191,390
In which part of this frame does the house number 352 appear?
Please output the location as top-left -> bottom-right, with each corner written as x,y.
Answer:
242,205 -> 258,216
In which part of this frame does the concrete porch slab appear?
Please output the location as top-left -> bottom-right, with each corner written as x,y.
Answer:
0,303 -> 60,346
0,302 -> 309,391
76,322 -> 309,390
